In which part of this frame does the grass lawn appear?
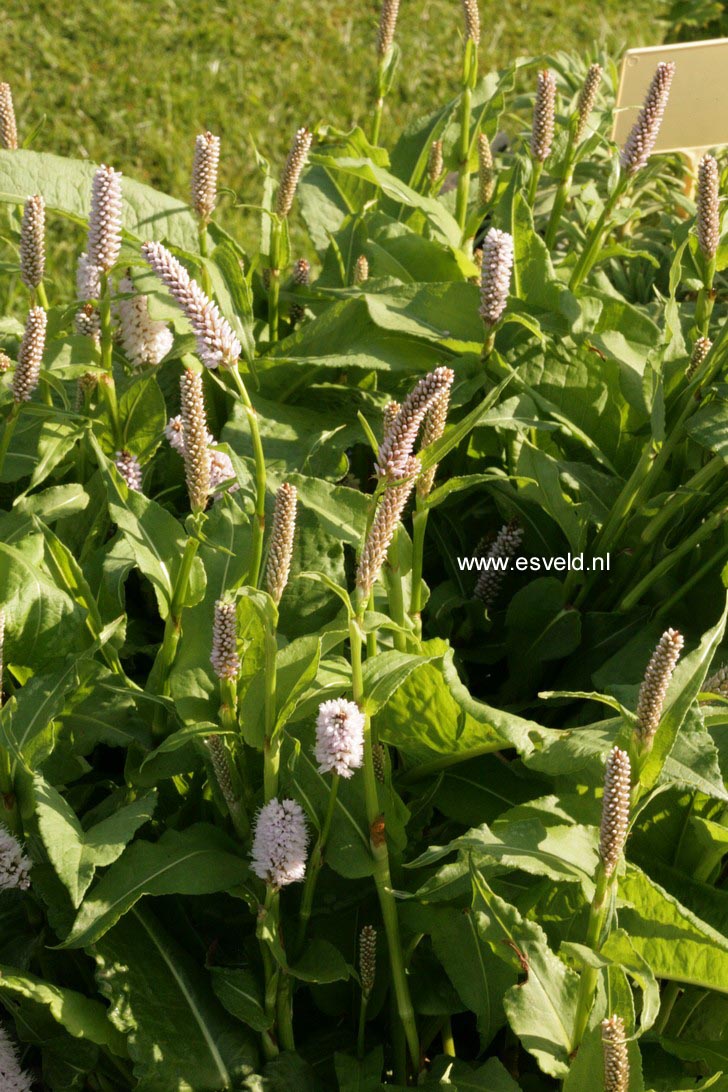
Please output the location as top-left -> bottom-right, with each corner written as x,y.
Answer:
2,0 -> 663,250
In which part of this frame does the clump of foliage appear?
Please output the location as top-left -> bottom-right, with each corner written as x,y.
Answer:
0,4 -> 728,1089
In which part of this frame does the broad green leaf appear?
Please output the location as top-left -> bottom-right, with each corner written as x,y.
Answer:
94,907 -> 257,1090
287,938 -> 350,984
334,1048 -> 384,1092
34,775 -> 157,907
361,648 -> 441,715
0,966 -> 127,1055
618,864 -> 728,992
0,656 -> 84,771
0,148 -> 202,250
93,439 -> 206,621
62,825 -> 250,948
640,594 -> 728,790
471,869 -> 580,1078
210,967 -> 271,1033
378,643 -> 555,765
430,908 -> 515,1047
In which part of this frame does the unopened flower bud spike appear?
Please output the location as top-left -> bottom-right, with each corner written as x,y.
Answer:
528,69 -> 556,206
634,628 -> 684,755
479,228 -> 514,356
602,1015 -> 629,1092
0,307 -> 47,477
357,925 -> 378,1058
20,195 -> 48,307
695,153 -> 720,335
0,83 -> 18,150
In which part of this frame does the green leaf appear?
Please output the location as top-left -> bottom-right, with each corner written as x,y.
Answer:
618,864 -> 728,992
471,869 -> 579,1078
287,938 -> 351,983
0,966 -> 127,1055
334,1048 -> 384,1092
275,635 -> 321,731
94,907 -> 257,1090
62,825 -> 250,948
0,148 -> 202,251
361,648 -> 441,716
0,656 -> 84,771
640,593 -> 728,790
118,372 -> 167,456
377,643 -> 554,764
34,775 -> 157,907
430,908 -> 515,1046
91,436 -> 205,620
210,967 -> 271,1032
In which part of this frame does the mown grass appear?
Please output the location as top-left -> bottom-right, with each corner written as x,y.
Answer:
3,0 -> 662,252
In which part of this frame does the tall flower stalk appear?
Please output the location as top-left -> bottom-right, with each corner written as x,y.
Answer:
86,164 -> 123,443
569,62 -> 675,291
209,599 -> 249,839
372,0 -> 400,144
349,440 -> 426,1068
269,128 -> 312,343
143,240 -> 267,585
295,698 -> 365,952
572,747 -> 631,1049
455,0 -> 481,236
545,62 -> 602,248
261,483 -> 298,813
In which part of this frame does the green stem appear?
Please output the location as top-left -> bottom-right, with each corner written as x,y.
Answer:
35,280 -> 49,310
218,678 -> 250,840
98,273 -> 121,446
639,456 -> 723,548
259,887 -> 281,1058
527,159 -> 543,208
151,533 -> 200,731
409,505 -> 428,639
544,150 -> 575,249
619,505 -> 726,612
198,223 -> 213,298
455,88 -> 472,236
229,366 -> 267,587
572,868 -> 610,1049
349,613 -> 419,1070
263,626 -> 279,802
357,990 -> 369,1060
386,530 -> 407,652
276,972 -> 295,1052
295,774 -> 339,955
0,404 -> 20,480
695,256 -> 716,338
268,220 -> 282,344
569,178 -> 625,292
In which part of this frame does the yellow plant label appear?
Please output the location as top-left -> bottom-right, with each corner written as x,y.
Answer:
613,38 -> 728,154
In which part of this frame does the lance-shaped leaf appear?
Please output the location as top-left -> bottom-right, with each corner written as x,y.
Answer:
62,825 -> 250,948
